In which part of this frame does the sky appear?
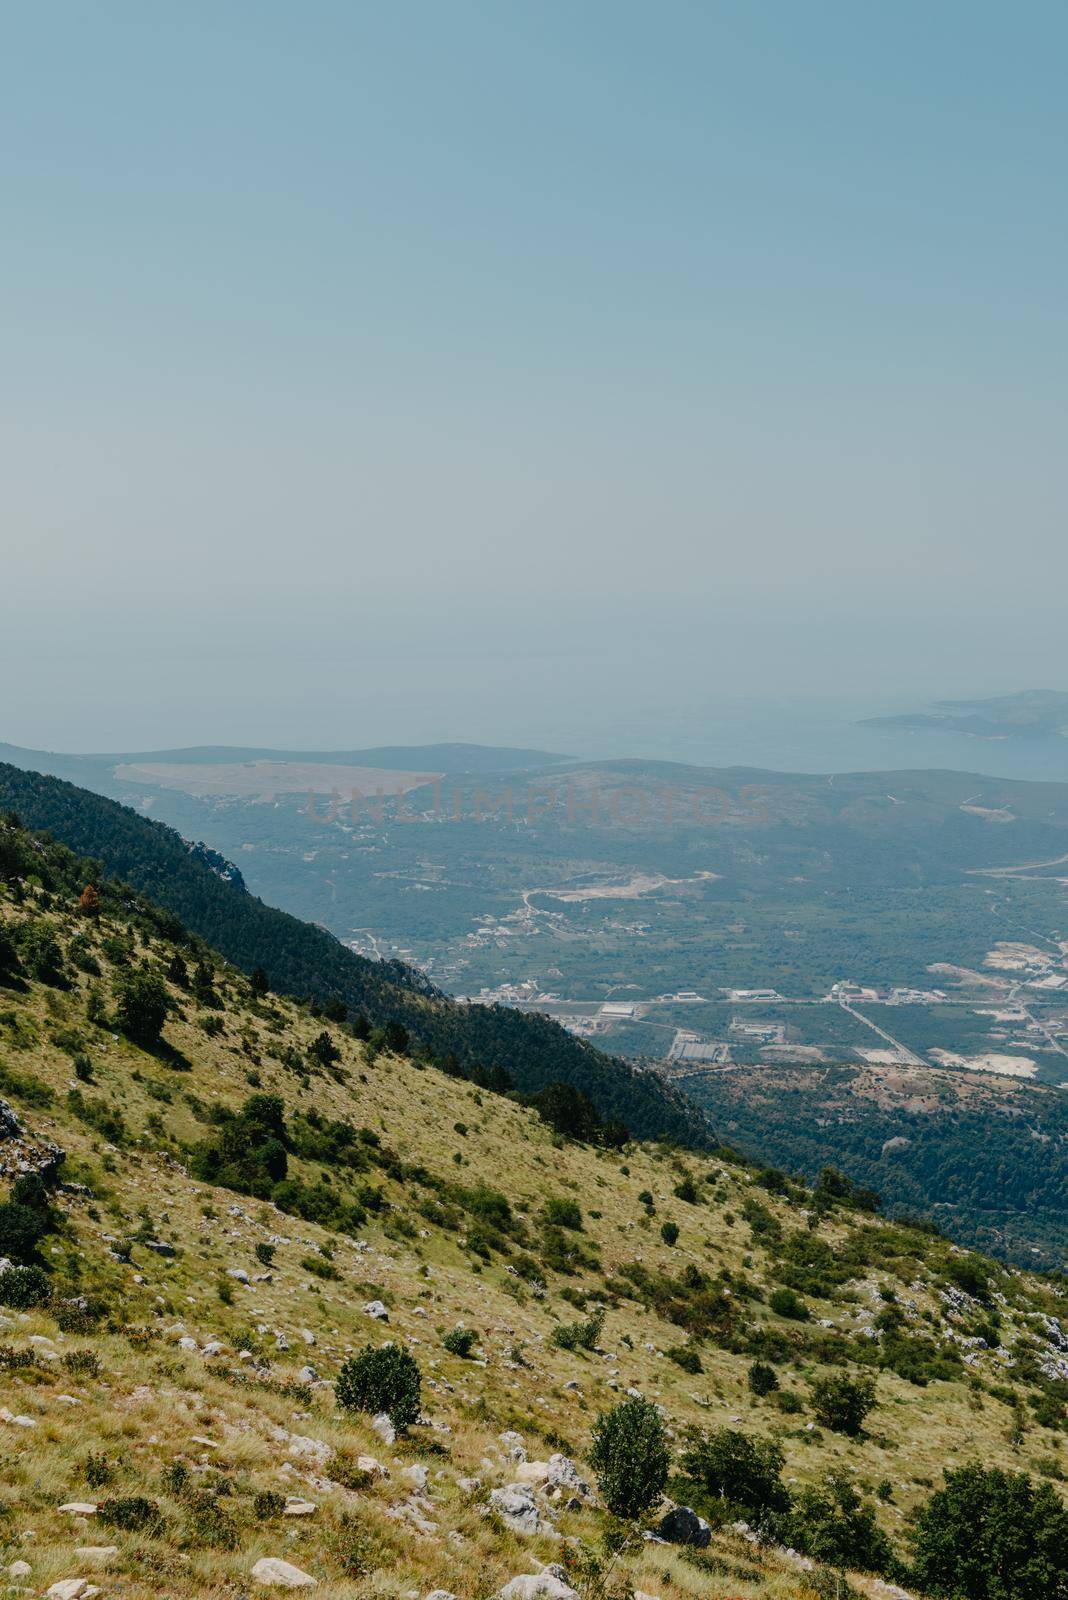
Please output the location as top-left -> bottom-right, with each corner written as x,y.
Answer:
2,2 -> 1066,757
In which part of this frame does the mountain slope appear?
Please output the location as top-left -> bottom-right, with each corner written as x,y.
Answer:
0,760 -> 709,1148
0,816 -> 1066,1600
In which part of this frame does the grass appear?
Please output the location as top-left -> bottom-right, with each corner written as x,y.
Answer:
0,884 -> 1065,1599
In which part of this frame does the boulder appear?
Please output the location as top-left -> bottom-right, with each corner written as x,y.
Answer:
656,1505 -> 711,1548
514,1460 -> 550,1485
490,1485 -> 540,1535
547,1454 -> 589,1495
371,1412 -> 396,1445
363,1300 -> 389,1321
251,1557 -> 318,1588
73,1548 -> 118,1567
499,1577 -> 577,1600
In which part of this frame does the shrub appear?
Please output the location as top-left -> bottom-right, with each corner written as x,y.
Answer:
85,1451 -> 114,1487
660,1221 -> 680,1246
769,1286 -> 809,1321
442,1326 -> 477,1359
183,1489 -> 239,1549
589,1397 -> 670,1520
679,1427 -> 789,1516
0,1199 -> 50,1265
551,1306 -> 605,1352
748,1360 -> 779,1396
0,1264 -> 51,1308
99,1495 -> 164,1534
254,1241 -> 275,1268
63,1348 -> 101,1379
811,1373 -> 877,1436
911,1463 -> 1068,1600
335,1344 -> 422,1430
666,1344 -> 703,1374
787,1473 -> 893,1573
113,969 -> 170,1045
543,1197 -> 583,1231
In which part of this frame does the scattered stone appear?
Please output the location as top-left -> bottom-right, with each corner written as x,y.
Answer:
499,1577 -> 577,1600
282,1500 -> 318,1517
73,1549 -> 117,1568
7,1561 -> 31,1580
362,1300 -> 389,1321
57,1504 -> 98,1517
46,1581 -> 93,1600
144,1239 -> 175,1256
371,1412 -> 396,1446
403,1464 -> 428,1490
251,1557 -> 318,1588
490,1485 -> 540,1535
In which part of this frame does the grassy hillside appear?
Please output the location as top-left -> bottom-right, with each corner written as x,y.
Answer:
0,817 -> 1066,1600
0,762 -> 708,1150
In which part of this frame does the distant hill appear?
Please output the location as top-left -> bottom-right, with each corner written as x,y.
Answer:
0,760 -> 709,1149
861,690 -> 1068,741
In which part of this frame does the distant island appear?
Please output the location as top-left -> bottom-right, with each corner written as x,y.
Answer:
860,689 -> 1068,740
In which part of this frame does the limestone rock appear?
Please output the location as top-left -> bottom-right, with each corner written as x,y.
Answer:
490,1484 -> 540,1534
251,1556 -> 318,1588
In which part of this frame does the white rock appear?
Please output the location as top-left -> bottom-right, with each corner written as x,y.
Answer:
7,1561 -> 31,1580
499,1578 -> 577,1600
515,1461 -> 550,1485
251,1557 -> 318,1588
282,1500 -> 318,1517
57,1504 -> 98,1516
404,1464 -> 428,1490
300,1328 -> 315,1345
425,1591 -> 458,1600
356,1455 -> 388,1479
46,1581 -> 90,1600
363,1300 -> 389,1321
490,1485 -> 540,1535
73,1549 -> 117,1567
228,1267 -> 250,1283
371,1412 -> 396,1445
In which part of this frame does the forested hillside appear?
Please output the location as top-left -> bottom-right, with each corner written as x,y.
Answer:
0,762 -> 709,1148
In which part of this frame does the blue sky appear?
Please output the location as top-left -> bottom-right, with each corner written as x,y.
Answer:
2,3 -> 1066,751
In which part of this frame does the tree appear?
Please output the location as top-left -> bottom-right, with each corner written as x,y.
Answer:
589,1397 -> 670,1521
113,969 -> 169,1046
531,1081 -> 601,1142
382,1020 -> 409,1055
679,1427 -> 789,1516
788,1472 -> 893,1573
17,923 -> 64,984
748,1361 -> 779,1397
307,1030 -> 341,1068
912,1464 -> 1068,1600
810,1373 -> 877,1436
250,965 -> 270,998
335,1344 -> 422,1430
78,884 -> 100,916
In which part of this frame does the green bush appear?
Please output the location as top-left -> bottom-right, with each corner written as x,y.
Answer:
543,1197 -> 583,1231
660,1221 -> 679,1246
679,1426 -> 789,1516
335,1344 -> 422,1430
0,1264 -> 51,1308
589,1397 -> 670,1520
98,1495 -> 164,1534
442,1326 -> 478,1358
769,1286 -> 809,1321
787,1472 -> 893,1573
810,1373 -> 877,1436
911,1463 -> 1068,1600
748,1360 -> 779,1396
551,1305 -> 605,1352
113,969 -> 169,1045
666,1344 -> 702,1374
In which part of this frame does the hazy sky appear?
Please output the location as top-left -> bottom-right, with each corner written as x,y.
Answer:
3,2 -> 1066,753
